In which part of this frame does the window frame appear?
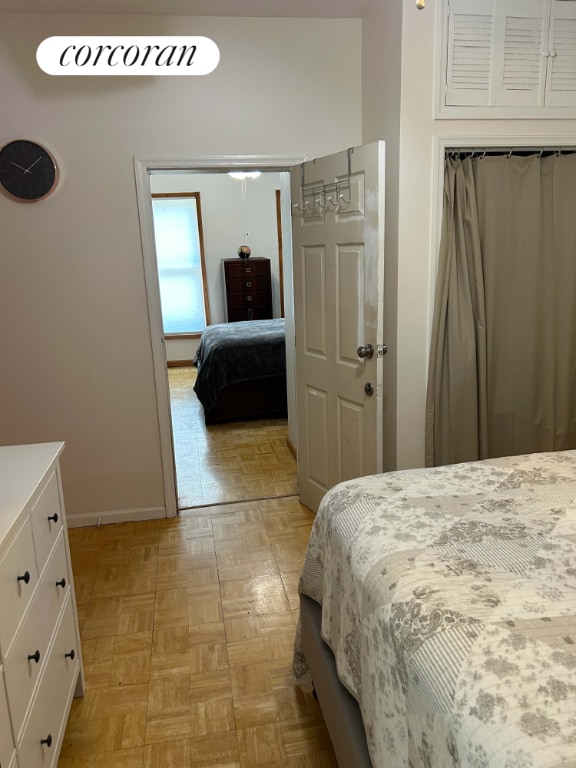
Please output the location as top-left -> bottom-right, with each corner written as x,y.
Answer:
151,191 -> 211,338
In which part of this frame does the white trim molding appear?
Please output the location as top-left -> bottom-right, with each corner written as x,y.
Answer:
67,506 -> 166,528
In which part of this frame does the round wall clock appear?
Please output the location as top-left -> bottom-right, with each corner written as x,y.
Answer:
0,139 -> 59,202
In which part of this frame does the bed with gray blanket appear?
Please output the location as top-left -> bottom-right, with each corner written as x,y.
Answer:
193,318 -> 287,424
294,450 -> 576,768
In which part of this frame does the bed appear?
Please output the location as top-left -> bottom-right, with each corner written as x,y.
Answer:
193,317 -> 287,425
294,450 -> 576,768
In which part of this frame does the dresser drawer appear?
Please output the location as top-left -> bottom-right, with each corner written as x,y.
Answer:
228,305 -> 273,322
228,276 -> 269,293
229,290 -> 270,309
0,671 -> 16,768
0,519 -> 38,654
4,534 -> 69,740
30,471 -> 63,574
18,597 -> 79,768
225,259 -> 270,277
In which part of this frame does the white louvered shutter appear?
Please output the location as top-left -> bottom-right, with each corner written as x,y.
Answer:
446,0 -> 494,106
494,0 -> 549,107
546,0 -> 576,105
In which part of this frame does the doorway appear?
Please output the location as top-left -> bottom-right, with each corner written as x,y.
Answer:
134,155 -> 303,517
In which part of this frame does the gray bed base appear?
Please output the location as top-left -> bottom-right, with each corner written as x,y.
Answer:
299,593 -> 373,768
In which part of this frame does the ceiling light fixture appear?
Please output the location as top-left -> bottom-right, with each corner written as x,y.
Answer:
227,171 -> 262,180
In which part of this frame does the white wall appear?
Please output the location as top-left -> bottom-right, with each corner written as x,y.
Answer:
394,0 -> 576,469
0,12 -> 362,521
361,0 -> 403,471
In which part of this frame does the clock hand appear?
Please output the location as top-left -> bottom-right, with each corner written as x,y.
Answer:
25,156 -> 44,172
6,160 -> 31,173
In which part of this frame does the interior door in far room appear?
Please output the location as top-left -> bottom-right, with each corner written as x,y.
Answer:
291,141 -> 386,512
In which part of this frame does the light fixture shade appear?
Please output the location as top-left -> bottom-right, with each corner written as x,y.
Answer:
227,171 -> 262,180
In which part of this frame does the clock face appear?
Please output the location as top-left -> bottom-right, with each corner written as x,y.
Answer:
0,140 -> 58,202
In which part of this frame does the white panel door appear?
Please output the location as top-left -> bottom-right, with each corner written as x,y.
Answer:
291,141 -> 385,512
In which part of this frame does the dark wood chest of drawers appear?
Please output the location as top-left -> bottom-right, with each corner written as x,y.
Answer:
223,258 -> 273,322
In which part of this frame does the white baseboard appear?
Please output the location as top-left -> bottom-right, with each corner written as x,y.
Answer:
67,506 -> 166,528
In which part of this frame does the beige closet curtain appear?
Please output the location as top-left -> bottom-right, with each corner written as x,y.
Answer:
426,153 -> 576,467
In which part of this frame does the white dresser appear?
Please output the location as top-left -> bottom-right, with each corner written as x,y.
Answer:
0,442 -> 84,768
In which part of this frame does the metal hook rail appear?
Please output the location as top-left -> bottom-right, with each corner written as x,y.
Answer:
292,148 -> 353,217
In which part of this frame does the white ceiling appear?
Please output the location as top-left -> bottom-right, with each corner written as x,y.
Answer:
0,0 -> 372,16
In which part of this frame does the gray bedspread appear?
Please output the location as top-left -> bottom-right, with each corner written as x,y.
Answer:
295,450 -> 576,768
193,318 -> 286,413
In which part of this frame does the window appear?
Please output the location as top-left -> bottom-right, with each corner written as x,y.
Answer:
151,193 -> 210,335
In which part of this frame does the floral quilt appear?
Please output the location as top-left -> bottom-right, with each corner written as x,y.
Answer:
294,451 -> 576,768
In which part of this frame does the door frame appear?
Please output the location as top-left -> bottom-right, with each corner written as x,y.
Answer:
134,154 -> 304,518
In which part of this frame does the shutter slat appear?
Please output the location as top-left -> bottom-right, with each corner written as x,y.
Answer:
548,15 -> 576,104
501,14 -> 544,101
447,12 -> 493,104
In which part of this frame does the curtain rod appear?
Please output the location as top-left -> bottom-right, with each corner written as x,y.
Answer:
445,146 -> 576,158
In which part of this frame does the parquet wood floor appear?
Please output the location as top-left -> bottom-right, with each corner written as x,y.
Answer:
168,367 -> 298,509
58,496 -> 338,768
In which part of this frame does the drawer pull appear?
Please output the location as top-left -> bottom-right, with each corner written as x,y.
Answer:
28,649 -> 41,664
246,281 -> 252,288
40,734 -> 53,748
17,570 -> 31,584
48,513 -> 59,523
65,649 -> 76,660
56,577 -> 67,589
245,267 -> 251,273
247,295 -> 252,302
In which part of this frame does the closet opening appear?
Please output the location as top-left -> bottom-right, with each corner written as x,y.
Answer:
426,143 -> 576,467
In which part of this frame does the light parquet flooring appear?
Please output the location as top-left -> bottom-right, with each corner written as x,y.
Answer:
58,496 -> 338,768
168,367 -> 298,509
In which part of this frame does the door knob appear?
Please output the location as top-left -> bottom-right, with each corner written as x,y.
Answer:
357,344 -> 374,359
364,382 -> 374,396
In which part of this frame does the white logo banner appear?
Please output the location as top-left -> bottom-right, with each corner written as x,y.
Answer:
37,36 -> 220,76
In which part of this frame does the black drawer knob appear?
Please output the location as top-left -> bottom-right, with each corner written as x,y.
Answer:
246,295 -> 252,302
56,578 -> 66,589
28,649 -> 41,664
65,649 -> 75,660
41,734 -> 53,748
17,570 -> 31,585
48,513 -> 59,523
246,281 -> 252,288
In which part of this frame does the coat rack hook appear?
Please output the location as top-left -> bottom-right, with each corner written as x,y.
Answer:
338,192 -> 351,209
